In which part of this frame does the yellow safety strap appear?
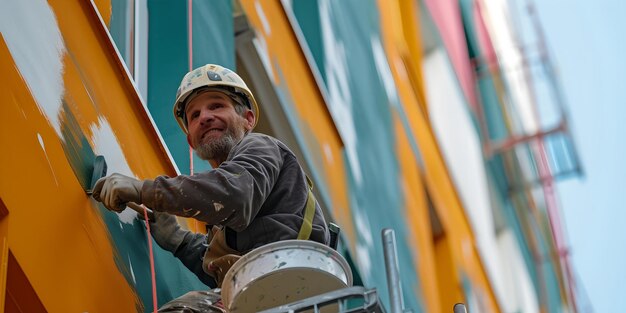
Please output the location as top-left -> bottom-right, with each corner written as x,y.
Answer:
297,176 -> 316,240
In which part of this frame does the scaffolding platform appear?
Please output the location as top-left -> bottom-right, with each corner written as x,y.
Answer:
258,286 -> 386,313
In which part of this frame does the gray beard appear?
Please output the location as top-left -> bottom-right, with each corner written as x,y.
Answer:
194,126 -> 245,162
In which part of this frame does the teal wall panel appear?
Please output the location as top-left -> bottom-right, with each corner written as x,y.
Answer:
191,1 -> 233,69
291,0 -> 423,311
147,0 -> 190,174
188,0 -> 234,173
292,0 -> 326,83
147,0 -> 234,175
110,0 -> 130,65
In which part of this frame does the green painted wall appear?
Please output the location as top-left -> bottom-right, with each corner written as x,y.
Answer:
291,0 -> 423,311
59,99 -> 207,311
147,0 -> 234,175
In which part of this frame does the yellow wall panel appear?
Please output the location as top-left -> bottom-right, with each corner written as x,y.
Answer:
0,0 -> 187,311
377,0 -> 500,311
393,111 -> 442,313
0,36 -> 140,311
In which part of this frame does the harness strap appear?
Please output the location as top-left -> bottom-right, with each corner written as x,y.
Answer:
297,176 -> 316,240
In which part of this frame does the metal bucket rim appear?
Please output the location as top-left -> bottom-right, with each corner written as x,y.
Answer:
226,240 -> 352,282
222,240 -> 353,308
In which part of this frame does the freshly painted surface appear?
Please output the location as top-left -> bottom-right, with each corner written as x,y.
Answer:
1,0 -> 209,311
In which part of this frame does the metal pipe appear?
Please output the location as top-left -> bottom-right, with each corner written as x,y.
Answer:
454,303 -> 468,313
382,228 -> 405,313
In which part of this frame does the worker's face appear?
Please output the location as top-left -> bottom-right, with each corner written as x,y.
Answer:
185,90 -> 254,162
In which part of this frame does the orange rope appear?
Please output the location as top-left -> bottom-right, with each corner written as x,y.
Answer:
186,0 -> 201,233
187,0 -> 194,177
142,205 -> 158,312
139,3 -> 196,311
187,0 -> 194,169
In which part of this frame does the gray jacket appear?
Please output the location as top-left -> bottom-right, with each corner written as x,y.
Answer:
142,133 -> 329,286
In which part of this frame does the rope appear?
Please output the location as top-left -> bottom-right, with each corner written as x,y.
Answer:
186,0 -> 201,233
143,205 -> 158,313
187,0 -> 194,177
138,2 -> 195,311
187,0 -> 193,175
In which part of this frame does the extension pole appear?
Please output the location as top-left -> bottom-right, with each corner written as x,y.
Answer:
382,228 -> 405,313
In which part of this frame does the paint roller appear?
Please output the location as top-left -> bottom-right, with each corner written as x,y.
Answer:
86,155 -> 154,219
86,155 -> 107,196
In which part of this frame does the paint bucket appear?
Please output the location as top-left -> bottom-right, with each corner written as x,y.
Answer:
221,240 -> 352,313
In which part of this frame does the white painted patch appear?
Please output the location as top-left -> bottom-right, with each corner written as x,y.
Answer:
0,0 -> 66,137
355,243 -> 372,283
213,202 -> 224,212
497,230 -> 539,313
323,143 -> 333,165
424,47 -> 509,308
255,0 -> 271,36
353,209 -> 373,247
352,205 -> 373,282
371,35 -> 399,107
90,117 -> 137,224
319,0 -> 362,186
119,208 -> 139,223
282,0 -> 294,13
127,255 -> 137,284
37,133 -> 59,186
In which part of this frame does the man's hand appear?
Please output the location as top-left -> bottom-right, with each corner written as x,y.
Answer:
92,173 -> 143,212
207,254 -> 241,286
127,203 -> 183,252
148,211 -> 187,252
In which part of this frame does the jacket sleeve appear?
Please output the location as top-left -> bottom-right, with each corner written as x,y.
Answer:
141,135 -> 283,231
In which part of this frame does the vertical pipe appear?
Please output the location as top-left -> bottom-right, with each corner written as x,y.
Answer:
382,228 -> 405,313
186,0 -> 198,234
133,0 -> 139,80
454,303 -> 468,313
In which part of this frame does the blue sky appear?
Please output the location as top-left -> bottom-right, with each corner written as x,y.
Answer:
535,0 -> 626,312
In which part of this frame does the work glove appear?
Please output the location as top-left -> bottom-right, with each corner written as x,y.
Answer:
92,173 -> 143,213
207,254 -> 241,287
149,211 -> 189,253
131,202 -> 187,253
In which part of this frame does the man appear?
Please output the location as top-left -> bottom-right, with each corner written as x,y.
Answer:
92,64 -> 330,292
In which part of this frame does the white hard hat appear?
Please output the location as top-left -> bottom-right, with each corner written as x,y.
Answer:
173,64 -> 259,134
